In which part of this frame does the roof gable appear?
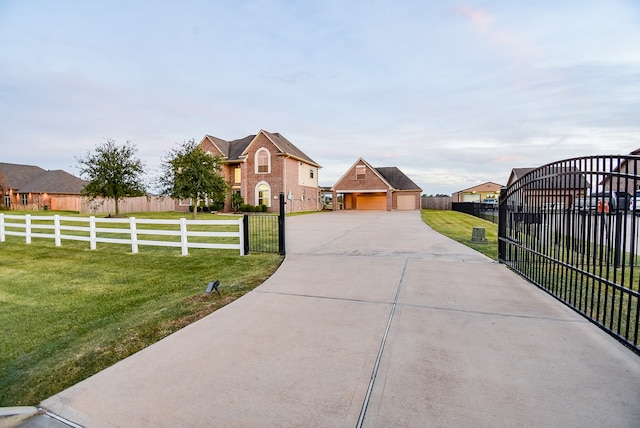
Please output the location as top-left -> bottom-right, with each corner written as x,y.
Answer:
332,158 -> 390,190
455,181 -> 503,194
201,135 -> 230,158
199,130 -> 319,167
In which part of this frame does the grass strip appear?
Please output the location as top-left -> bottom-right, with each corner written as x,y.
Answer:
420,209 -> 498,260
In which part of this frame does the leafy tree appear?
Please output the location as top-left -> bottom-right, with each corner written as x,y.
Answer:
76,139 -> 146,216
158,139 -> 228,219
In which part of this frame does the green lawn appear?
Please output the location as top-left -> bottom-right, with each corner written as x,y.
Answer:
0,211 -> 283,406
420,209 -> 498,260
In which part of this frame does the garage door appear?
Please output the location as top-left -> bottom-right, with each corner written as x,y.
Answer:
357,195 -> 386,210
463,194 -> 481,202
397,195 -> 416,210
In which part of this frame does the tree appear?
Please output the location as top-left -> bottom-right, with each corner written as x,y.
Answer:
158,139 -> 228,219
76,139 -> 146,216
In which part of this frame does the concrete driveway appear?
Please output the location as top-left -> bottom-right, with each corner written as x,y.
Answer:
27,211 -> 640,427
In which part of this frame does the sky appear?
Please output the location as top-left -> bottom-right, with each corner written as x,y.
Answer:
1,0 -> 639,195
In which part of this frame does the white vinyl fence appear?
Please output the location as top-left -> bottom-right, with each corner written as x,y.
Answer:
0,214 -> 245,256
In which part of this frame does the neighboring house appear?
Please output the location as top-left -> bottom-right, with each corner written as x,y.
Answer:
198,129 -> 321,213
331,158 -> 422,211
451,182 -> 502,203
0,162 -> 86,211
600,148 -> 640,193
505,166 -> 589,209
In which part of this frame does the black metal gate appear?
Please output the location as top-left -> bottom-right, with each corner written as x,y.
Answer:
499,155 -> 640,355
243,192 -> 286,255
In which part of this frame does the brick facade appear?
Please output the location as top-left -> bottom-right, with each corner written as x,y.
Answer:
332,158 -> 422,211
199,130 -> 320,213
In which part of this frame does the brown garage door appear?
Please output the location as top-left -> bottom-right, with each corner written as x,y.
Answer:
397,195 -> 416,210
357,195 -> 386,210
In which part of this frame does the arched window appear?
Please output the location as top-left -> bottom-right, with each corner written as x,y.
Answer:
256,182 -> 270,207
256,148 -> 270,173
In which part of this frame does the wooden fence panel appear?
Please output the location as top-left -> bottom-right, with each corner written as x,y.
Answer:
80,196 -> 176,215
421,196 -> 452,210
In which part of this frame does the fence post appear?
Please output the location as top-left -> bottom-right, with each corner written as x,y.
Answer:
238,214 -> 249,256
498,187 -> 507,262
54,215 -> 61,246
180,218 -> 188,256
242,215 -> 249,255
279,192 -> 286,255
25,214 -> 31,244
0,213 -> 4,242
130,217 -> 138,254
90,216 -> 96,250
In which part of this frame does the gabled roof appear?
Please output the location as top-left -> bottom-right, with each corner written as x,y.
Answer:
0,162 -> 47,189
507,166 -> 589,189
202,135 -> 230,158
0,162 -> 86,194
333,158 -> 422,192
375,167 -> 422,191
507,168 -> 536,187
454,181 -> 503,194
257,130 -> 320,167
201,130 -> 320,167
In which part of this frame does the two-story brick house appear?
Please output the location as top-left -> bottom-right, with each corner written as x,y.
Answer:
199,130 -> 322,213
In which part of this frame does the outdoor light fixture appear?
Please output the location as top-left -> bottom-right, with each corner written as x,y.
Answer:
206,280 -> 220,296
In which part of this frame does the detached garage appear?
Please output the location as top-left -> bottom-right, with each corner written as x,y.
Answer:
332,158 -> 422,211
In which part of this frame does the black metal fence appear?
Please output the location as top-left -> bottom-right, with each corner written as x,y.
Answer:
243,192 -> 286,255
452,202 -> 498,224
498,155 -> 640,355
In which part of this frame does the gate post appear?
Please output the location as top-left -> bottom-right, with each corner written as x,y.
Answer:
243,214 -> 249,255
279,192 -> 286,255
498,187 -> 507,263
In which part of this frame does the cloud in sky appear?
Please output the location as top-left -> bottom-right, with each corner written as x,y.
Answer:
1,0 -> 639,195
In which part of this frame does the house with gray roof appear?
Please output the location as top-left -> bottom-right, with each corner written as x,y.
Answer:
331,158 -> 422,210
0,162 -> 86,211
199,130 -> 322,213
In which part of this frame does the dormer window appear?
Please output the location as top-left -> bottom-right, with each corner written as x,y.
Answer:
256,148 -> 270,173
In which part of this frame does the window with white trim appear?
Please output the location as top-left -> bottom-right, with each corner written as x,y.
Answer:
257,182 -> 270,207
4,195 -> 10,207
256,149 -> 270,173
21,194 -> 28,205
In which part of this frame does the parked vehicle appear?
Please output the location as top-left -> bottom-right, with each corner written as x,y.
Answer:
629,191 -> 640,214
481,198 -> 498,209
573,191 -> 632,213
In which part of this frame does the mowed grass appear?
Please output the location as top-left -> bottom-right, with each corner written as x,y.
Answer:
420,209 -> 498,260
0,211 -> 283,406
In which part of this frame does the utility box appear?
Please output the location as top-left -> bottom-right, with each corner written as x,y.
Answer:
470,227 -> 488,244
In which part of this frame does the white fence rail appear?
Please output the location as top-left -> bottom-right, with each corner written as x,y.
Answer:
0,214 -> 245,256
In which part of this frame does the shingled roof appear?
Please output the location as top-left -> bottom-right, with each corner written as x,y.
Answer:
0,162 -> 86,194
375,167 -> 422,191
259,131 -> 319,166
0,162 -> 47,189
202,130 -> 320,167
